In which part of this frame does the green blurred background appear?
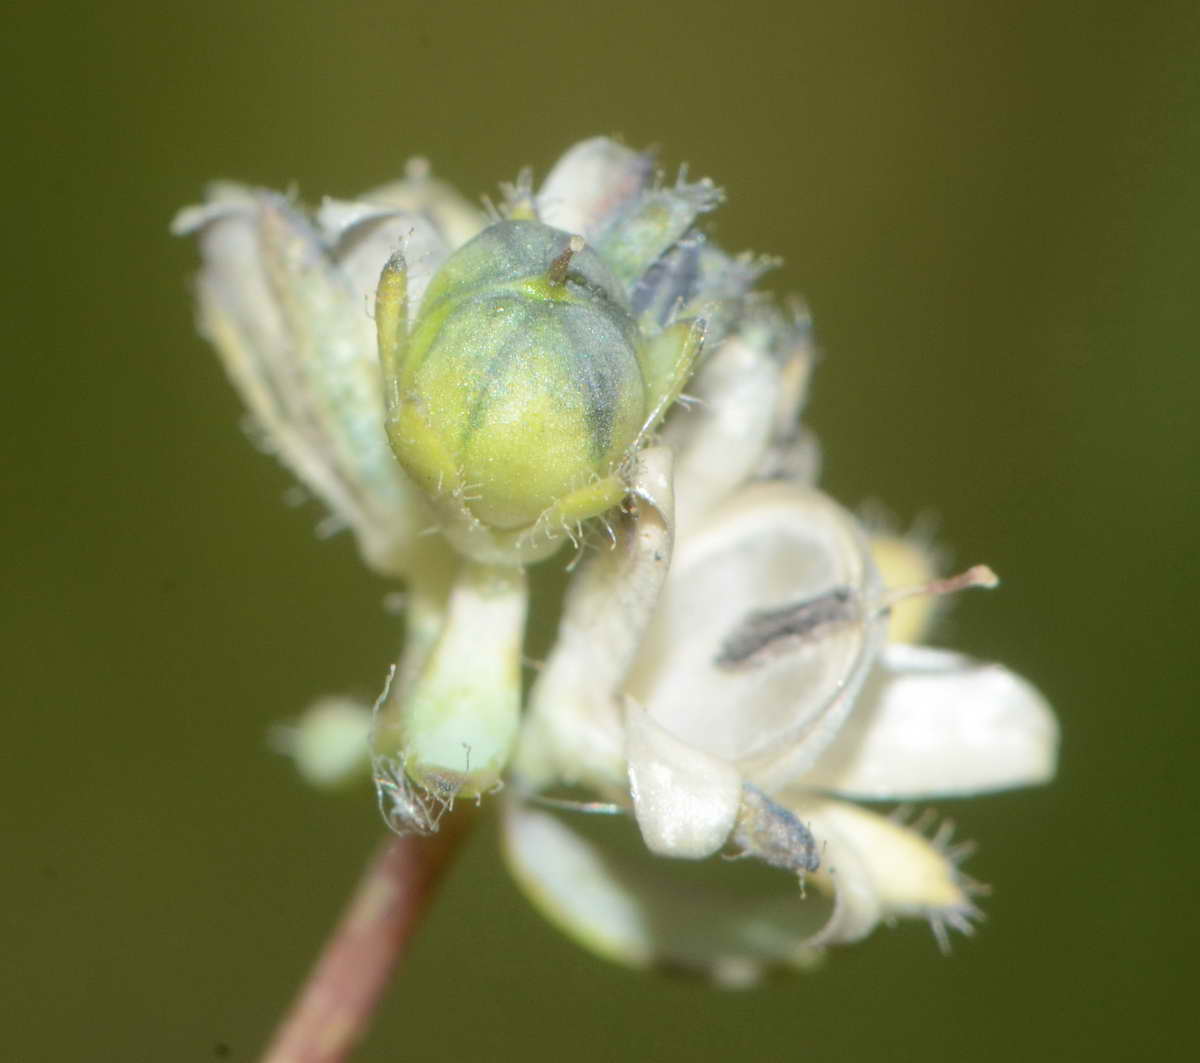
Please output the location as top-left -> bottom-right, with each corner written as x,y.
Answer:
5,1 -> 1194,1059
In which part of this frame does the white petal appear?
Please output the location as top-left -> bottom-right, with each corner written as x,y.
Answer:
176,188 -> 427,575
177,193 -> 371,536
512,448 -> 674,795
661,332 -> 782,542
313,197 -> 388,239
792,798 -> 979,949
254,196 -> 427,571
172,187 -> 290,385
501,798 -> 828,982
802,643 -> 1059,800
360,159 -> 486,248
536,137 -> 652,237
627,483 -> 883,782
626,702 -> 742,859
320,201 -> 451,319
502,800 -> 653,968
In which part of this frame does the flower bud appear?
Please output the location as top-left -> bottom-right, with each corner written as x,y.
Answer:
377,219 -> 700,564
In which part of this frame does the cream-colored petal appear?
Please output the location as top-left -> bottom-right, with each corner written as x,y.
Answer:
664,303 -> 816,518
501,798 -> 828,983
360,158 -> 486,248
801,643 -> 1059,800
318,200 -> 451,319
628,483 -> 883,782
626,701 -> 742,859
536,137 -> 652,238
512,448 -> 674,796
791,797 -> 981,950
174,188 -> 426,576
176,193 -> 371,537
804,822 -> 882,946
255,195 -> 427,572
502,800 -> 652,968
661,331 -> 782,542
173,191 -> 292,444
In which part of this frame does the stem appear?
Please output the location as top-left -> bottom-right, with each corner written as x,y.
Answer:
260,812 -> 473,1063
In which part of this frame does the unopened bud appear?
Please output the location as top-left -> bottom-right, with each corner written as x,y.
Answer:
377,219 -> 703,566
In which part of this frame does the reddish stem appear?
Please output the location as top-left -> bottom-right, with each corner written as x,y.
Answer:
260,813 -> 473,1063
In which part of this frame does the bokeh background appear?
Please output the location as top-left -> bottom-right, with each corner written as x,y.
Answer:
5,2 -> 1194,1059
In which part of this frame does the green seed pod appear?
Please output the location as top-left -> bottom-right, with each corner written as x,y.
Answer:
377,219 -> 703,565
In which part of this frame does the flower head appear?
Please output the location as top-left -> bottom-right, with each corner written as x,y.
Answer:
176,137 -> 1058,984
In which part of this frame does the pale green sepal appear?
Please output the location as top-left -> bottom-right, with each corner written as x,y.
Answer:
636,318 -> 705,442
594,177 -> 724,295
173,186 -> 428,577
255,198 -> 427,567
536,137 -> 653,238
392,537 -> 458,695
372,560 -> 528,818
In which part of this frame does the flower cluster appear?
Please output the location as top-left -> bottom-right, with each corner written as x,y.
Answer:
176,138 -> 1057,982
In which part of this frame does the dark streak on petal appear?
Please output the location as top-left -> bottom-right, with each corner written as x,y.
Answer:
715,587 -> 862,671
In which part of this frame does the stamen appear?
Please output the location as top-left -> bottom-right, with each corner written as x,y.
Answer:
875,564 -> 998,615
715,566 -> 998,671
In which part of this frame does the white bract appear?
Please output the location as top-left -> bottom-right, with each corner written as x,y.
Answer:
177,138 -> 1059,984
